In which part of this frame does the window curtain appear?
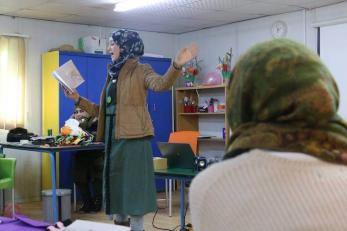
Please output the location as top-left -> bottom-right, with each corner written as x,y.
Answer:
0,36 -> 26,130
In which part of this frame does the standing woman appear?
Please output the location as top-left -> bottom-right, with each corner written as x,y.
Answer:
64,29 -> 198,231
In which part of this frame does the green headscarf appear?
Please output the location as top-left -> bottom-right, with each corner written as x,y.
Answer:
226,39 -> 347,163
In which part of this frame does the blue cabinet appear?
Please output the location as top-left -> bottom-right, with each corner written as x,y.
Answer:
57,52 -> 110,193
140,57 -> 172,157
55,53 -> 172,193
140,57 -> 172,192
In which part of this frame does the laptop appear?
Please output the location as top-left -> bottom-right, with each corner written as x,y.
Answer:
157,142 -> 195,169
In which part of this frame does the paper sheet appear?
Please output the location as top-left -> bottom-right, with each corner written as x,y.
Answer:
65,220 -> 130,231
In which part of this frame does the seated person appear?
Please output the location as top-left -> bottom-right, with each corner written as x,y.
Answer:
189,39 -> 347,231
72,107 -> 104,213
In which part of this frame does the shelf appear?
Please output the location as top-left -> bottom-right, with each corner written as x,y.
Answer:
176,84 -> 225,91
175,82 -> 227,140
198,136 -> 225,142
179,112 -> 225,115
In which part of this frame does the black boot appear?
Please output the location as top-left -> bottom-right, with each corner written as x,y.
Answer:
114,218 -> 130,226
78,192 -> 93,213
78,198 -> 93,213
90,195 -> 102,212
76,183 -> 93,213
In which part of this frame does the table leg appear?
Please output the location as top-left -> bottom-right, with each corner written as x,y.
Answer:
49,151 -> 58,223
169,179 -> 172,217
180,179 -> 185,231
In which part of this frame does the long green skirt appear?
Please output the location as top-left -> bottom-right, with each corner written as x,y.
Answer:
104,111 -> 157,216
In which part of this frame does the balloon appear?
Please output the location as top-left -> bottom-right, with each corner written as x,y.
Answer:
202,71 -> 222,85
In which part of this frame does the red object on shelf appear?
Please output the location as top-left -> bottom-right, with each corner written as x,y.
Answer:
183,105 -> 197,113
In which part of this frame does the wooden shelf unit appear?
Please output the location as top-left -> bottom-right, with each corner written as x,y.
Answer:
175,84 -> 228,144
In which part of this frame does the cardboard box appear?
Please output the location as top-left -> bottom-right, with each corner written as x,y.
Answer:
153,157 -> 167,170
78,36 -> 106,54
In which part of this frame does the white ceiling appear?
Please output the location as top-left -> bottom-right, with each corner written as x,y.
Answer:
0,0 -> 345,34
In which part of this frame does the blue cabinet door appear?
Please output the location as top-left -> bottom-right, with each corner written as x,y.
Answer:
140,57 -> 172,192
87,56 -> 111,103
142,57 -> 172,156
59,53 -> 89,191
58,54 -> 173,193
58,52 -> 109,191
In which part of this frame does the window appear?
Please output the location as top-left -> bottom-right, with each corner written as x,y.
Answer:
320,23 -> 347,120
0,36 -> 26,130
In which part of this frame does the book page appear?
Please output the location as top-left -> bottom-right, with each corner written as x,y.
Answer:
52,60 -> 84,92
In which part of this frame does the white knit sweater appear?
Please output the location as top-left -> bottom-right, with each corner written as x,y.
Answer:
189,149 -> 347,231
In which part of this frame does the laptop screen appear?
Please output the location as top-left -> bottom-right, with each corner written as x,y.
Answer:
157,142 -> 195,169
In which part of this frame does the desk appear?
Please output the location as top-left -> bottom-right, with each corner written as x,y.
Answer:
155,168 -> 198,230
0,142 -> 104,223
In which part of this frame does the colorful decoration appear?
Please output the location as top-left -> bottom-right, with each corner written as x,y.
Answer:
55,118 -> 94,146
217,48 -> 233,83
182,57 -> 202,87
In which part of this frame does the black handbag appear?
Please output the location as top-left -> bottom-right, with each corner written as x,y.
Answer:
6,127 -> 36,142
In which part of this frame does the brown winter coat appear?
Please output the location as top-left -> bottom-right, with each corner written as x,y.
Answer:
77,58 -> 180,141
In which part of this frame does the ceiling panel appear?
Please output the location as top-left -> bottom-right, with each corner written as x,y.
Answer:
129,5 -> 256,23
154,6 -> 219,18
0,0 -> 49,9
184,0 -> 255,10
58,15 -> 112,26
29,2 -> 118,22
232,1 -> 302,14
0,6 -> 12,14
0,0 -> 344,33
10,9 -> 72,21
27,2 -> 85,15
252,0 -> 346,9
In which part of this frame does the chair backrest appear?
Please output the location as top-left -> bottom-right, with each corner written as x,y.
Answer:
169,131 -> 199,155
0,158 -> 16,188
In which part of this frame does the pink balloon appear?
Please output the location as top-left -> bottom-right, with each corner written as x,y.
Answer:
202,71 -> 222,85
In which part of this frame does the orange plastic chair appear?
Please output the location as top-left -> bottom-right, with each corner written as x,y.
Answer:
168,131 -> 199,155
165,131 -> 199,216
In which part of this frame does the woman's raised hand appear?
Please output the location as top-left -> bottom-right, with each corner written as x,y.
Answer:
174,43 -> 198,67
63,86 -> 80,103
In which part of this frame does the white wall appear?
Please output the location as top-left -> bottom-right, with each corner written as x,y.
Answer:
0,15 -> 176,134
175,11 -> 306,84
0,15 -> 176,202
174,10 -> 306,157
176,0 -> 347,84
175,0 -> 347,82
2,0 -> 347,202
174,2 -> 347,157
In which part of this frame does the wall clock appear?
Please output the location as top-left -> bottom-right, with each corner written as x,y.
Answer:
271,20 -> 287,38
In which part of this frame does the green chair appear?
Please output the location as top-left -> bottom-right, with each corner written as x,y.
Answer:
0,157 -> 16,218
0,152 -> 5,214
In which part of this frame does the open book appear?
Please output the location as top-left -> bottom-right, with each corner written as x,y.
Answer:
52,60 -> 84,93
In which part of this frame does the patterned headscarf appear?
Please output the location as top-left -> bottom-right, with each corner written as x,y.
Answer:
226,39 -> 347,164
108,29 -> 144,79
